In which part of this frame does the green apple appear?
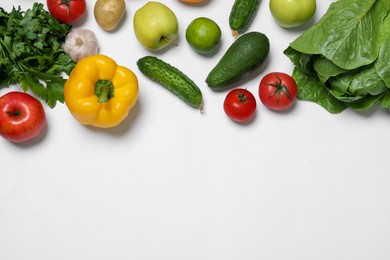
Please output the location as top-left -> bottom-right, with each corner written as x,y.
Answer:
133,1 -> 179,50
270,0 -> 316,28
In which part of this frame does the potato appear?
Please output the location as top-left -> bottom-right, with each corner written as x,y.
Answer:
94,0 -> 126,31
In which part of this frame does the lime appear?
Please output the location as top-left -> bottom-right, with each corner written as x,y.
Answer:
185,17 -> 221,54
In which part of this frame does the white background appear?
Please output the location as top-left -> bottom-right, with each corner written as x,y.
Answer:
1,0 -> 390,259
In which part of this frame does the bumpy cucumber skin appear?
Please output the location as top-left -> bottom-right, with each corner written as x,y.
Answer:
137,56 -> 203,109
229,0 -> 260,36
206,31 -> 270,89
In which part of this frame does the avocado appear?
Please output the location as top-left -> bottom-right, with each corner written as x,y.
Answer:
206,31 -> 270,89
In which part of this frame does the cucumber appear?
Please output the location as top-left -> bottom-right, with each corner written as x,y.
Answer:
229,0 -> 260,37
137,56 -> 203,110
206,31 -> 269,89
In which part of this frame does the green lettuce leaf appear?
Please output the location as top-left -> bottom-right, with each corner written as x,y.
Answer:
292,67 -> 347,114
375,9 -> 390,87
289,0 -> 389,70
284,0 -> 390,113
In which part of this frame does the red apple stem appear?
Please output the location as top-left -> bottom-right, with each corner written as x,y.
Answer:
6,111 -> 22,117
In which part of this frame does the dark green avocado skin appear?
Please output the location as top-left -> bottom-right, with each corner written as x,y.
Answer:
206,31 -> 270,89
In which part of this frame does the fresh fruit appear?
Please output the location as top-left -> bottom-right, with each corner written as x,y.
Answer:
179,0 -> 207,3
185,17 -> 221,54
224,88 -> 256,123
133,1 -> 179,51
206,31 -> 270,89
46,0 -> 86,24
137,56 -> 203,110
270,0 -> 316,28
259,72 -> 297,111
229,0 -> 260,37
94,0 -> 126,31
0,91 -> 46,143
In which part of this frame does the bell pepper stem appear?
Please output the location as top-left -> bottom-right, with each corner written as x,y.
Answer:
95,80 -> 114,103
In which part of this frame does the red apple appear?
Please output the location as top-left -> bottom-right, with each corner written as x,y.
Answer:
0,91 -> 46,143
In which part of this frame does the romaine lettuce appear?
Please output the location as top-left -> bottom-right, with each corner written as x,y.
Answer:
284,0 -> 390,113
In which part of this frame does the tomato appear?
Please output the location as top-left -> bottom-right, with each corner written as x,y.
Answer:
47,0 -> 86,24
258,72 -> 298,111
269,0 -> 316,28
223,88 -> 257,123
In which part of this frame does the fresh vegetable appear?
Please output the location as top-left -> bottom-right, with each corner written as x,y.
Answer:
259,72 -> 297,111
270,0 -> 316,28
47,0 -> 86,24
137,55 -> 203,110
229,0 -> 260,37
64,54 -> 139,128
206,31 -> 269,89
0,91 -> 46,143
224,88 -> 256,123
63,28 -> 99,62
0,3 -> 76,108
284,0 -> 390,113
94,0 -> 126,31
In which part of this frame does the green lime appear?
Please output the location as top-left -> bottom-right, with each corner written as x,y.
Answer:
185,17 -> 221,54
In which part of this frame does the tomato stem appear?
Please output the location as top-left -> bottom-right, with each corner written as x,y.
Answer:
61,0 -> 72,5
95,80 -> 114,103
61,0 -> 71,17
238,89 -> 254,103
267,74 -> 293,103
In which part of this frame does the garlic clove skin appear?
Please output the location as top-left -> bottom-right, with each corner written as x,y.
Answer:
64,28 -> 99,62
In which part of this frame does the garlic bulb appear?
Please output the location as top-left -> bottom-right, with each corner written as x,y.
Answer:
63,28 -> 99,62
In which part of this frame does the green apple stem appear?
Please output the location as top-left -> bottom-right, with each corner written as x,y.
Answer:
163,37 -> 178,47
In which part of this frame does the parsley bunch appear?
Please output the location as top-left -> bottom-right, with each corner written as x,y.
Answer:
0,3 -> 76,108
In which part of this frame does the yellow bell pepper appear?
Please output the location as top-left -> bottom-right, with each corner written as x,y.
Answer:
64,54 -> 139,128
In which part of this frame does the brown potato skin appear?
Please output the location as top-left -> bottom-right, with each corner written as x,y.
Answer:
94,0 -> 126,31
